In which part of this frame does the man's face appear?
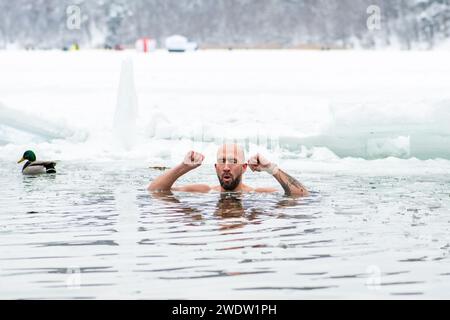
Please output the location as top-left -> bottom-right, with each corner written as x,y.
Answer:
215,145 -> 247,191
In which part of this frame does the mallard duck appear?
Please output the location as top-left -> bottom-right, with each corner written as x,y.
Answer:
17,150 -> 56,175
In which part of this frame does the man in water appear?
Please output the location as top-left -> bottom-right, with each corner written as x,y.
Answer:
148,144 -> 308,197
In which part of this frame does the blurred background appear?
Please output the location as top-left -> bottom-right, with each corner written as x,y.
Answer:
0,0 -> 449,51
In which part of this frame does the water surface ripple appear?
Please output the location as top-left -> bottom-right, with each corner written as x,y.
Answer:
1,161 -> 450,299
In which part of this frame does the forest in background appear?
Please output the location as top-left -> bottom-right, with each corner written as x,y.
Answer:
0,0 -> 449,49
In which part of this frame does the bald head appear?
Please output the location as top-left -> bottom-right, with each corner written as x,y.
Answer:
216,144 -> 246,164
215,144 -> 247,191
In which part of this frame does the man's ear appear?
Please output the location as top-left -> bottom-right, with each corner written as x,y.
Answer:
242,163 -> 248,172
214,163 -> 217,169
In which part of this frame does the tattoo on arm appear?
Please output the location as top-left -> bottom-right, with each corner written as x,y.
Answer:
276,169 -> 307,196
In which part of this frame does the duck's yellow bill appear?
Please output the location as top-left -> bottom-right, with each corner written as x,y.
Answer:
17,157 -> 25,164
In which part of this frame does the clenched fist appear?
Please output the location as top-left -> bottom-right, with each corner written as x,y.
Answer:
248,153 -> 279,175
182,151 -> 204,169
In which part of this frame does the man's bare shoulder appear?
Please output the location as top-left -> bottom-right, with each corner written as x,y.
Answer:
167,185 -> 279,193
211,185 -> 278,193
253,187 -> 278,193
171,184 -> 212,193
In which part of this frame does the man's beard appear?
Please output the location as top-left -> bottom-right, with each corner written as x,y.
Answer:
218,174 -> 241,191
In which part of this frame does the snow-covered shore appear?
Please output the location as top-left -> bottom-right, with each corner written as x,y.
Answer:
1,49 -> 450,171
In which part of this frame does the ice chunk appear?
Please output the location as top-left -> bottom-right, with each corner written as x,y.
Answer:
113,58 -> 138,150
367,136 -> 410,159
0,102 -> 79,142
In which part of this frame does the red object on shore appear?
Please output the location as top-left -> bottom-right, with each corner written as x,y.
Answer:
136,38 -> 157,53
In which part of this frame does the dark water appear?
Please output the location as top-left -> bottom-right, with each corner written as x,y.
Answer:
1,161 -> 450,299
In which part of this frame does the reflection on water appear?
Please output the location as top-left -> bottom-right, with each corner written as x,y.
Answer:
215,193 -> 247,219
0,161 -> 450,299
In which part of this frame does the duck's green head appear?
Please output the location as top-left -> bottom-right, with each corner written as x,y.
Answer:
18,150 -> 36,163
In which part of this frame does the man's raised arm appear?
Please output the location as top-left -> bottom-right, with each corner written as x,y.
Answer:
272,168 -> 309,197
148,151 -> 206,192
248,153 -> 309,197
